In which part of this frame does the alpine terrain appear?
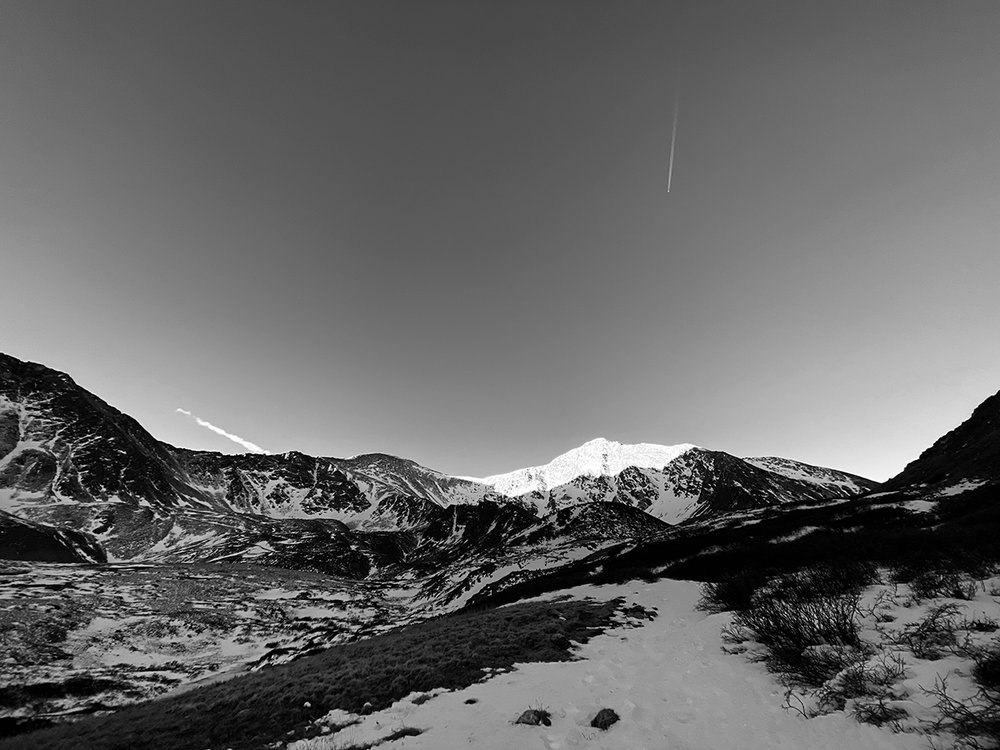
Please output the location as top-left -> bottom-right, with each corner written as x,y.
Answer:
2,351 -> 999,750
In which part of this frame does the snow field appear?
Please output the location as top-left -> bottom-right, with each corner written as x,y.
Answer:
291,579 -> 927,750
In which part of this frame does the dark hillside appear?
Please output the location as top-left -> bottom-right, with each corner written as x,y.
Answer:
881,389 -> 1000,490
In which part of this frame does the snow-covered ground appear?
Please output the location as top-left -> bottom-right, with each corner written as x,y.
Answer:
290,579 -> 928,750
0,561 -> 415,722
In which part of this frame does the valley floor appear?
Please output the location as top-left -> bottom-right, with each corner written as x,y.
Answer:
291,579 -> 928,750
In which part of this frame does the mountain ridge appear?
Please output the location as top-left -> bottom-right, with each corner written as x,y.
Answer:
0,352 -> 875,568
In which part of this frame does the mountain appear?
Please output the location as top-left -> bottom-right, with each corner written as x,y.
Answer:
878,388 -> 1000,494
472,439 -> 697,496
465,386 -> 1000,616
471,438 -> 876,523
334,454 -> 499,508
0,352 -> 873,569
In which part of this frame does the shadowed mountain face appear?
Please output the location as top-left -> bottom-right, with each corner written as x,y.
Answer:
0,354 -> 382,571
0,352 -> 872,570
0,511 -> 106,564
880,389 -> 1000,492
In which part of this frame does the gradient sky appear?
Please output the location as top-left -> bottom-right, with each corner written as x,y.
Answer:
2,1 -> 999,481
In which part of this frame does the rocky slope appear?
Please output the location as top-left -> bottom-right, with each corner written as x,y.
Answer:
473,439 -> 876,523
878,388 -> 1000,494
0,352 -> 872,569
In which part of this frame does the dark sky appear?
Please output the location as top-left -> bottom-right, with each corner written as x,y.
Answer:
2,1 -> 999,480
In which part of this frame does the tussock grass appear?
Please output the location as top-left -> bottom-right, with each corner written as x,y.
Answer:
4,598 -> 619,750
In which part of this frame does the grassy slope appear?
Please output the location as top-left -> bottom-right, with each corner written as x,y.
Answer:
4,598 -> 620,750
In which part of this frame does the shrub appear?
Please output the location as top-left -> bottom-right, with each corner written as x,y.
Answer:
727,562 -> 885,685
906,569 -> 979,602
814,650 -> 908,713
850,697 -> 908,729
898,603 -> 962,660
973,642 -> 1000,692
697,570 -> 766,613
961,615 -> 1000,635
929,674 -> 1000,749
733,587 -> 863,684
699,561 -> 877,617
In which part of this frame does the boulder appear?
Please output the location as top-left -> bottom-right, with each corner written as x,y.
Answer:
590,708 -> 620,730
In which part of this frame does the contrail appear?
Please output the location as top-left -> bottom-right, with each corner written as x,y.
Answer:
176,408 -> 271,454
667,81 -> 679,193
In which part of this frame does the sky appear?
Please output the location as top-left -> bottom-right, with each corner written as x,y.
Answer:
2,1 -> 999,482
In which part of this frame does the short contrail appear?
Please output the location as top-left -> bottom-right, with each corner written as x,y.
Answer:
667,82 -> 679,193
176,408 -> 271,454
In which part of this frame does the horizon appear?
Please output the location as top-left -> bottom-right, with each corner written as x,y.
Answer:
2,345 -> 991,483
3,2 -> 999,482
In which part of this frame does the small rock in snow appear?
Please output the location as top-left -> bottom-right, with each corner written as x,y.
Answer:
515,708 -> 552,726
591,708 -> 620,730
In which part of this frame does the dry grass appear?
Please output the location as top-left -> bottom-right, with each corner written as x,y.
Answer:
3,597 -> 620,750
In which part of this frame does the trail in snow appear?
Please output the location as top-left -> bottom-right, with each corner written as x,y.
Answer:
291,579 -> 925,750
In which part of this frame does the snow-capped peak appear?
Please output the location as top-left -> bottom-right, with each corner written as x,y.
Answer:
471,438 -> 698,497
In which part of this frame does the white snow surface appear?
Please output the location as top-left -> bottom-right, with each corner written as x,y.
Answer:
743,456 -> 869,495
936,479 -> 988,497
471,438 -> 698,498
291,579 -> 922,750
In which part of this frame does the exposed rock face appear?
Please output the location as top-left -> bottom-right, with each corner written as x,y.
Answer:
486,446 -> 876,524
0,354 -> 382,570
0,351 -> 877,571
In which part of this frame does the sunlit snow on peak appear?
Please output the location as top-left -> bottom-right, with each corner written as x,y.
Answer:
471,439 -> 698,497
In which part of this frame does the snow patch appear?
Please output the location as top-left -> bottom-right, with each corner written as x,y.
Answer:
936,479 -> 988,497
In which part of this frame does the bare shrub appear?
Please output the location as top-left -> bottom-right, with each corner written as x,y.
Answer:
697,570 -> 765,614
732,577 -> 864,685
895,565 -> 980,603
962,616 -> 1000,635
898,603 -> 962,660
815,651 -> 908,714
928,674 -> 1000,749
851,696 -> 908,729
973,642 -> 1000,692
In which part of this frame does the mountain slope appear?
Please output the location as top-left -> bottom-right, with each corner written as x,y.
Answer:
334,453 -> 498,507
474,440 -> 876,523
472,438 -> 697,496
879,389 -> 1000,493
0,352 -> 875,570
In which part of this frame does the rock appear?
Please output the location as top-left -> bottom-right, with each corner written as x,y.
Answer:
464,698 -> 478,704
360,702 -> 374,715
590,708 -> 620,730
515,708 -> 551,726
